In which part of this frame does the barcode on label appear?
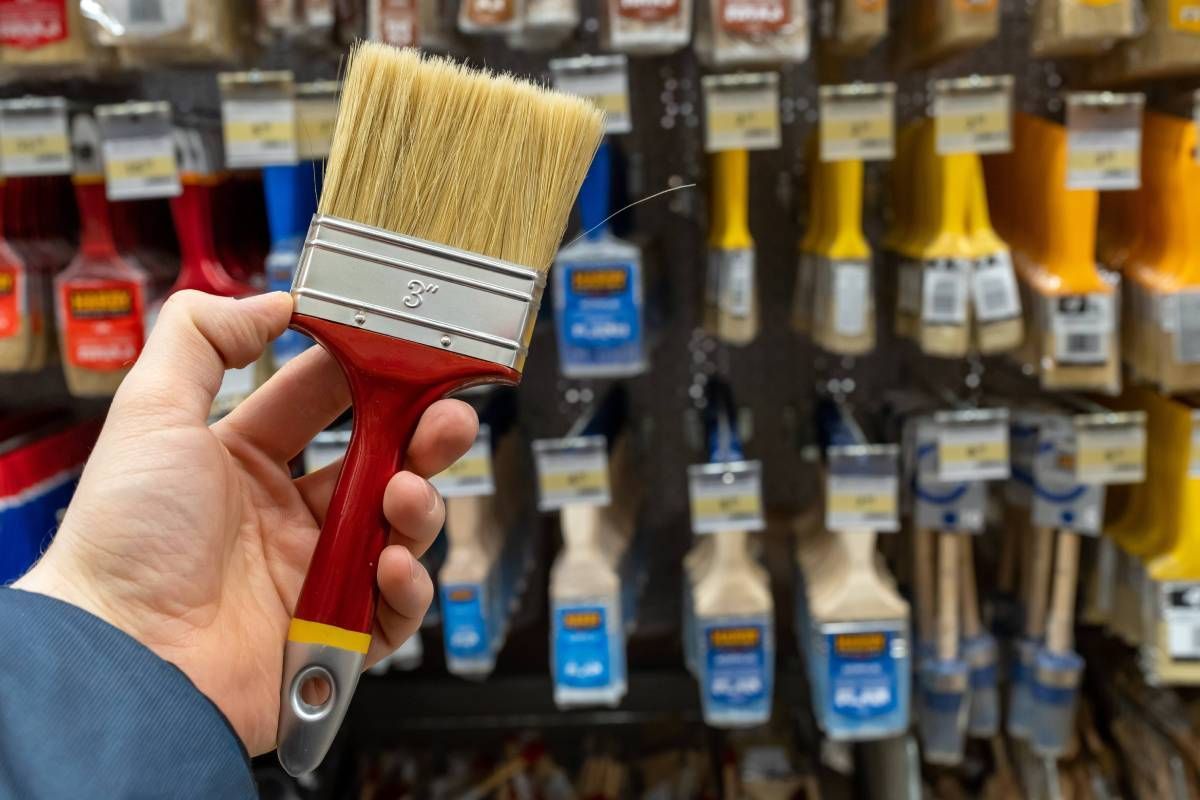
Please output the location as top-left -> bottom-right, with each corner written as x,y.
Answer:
1065,333 -> 1102,358
922,263 -> 968,324
131,0 -> 164,22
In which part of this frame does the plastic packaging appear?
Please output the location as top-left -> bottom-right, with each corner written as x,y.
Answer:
82,0 -> 250,64
1032,0 -> 1139,57
553,142 -> 647,378
826,0 -> 887,54
1096,0 -> 1200,80
695,0 -> 808,65
905,0 -> 999,66
1029,648 -> 1084,756
606,0 -> 692,54
917,658 -> 969,765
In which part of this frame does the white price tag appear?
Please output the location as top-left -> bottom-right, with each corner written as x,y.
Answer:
1065,92 -> 1144,191
296,82 -> 339,161
702,74 -> 781,154
0,98 -> 72,177
533,435 -> 611,510
819,83 -> 895,163
718,249 -> 755,317
937,417 -> 1010,483
431,425 -> 494,497
1073,423 -> 1146,485
1050,293 -> 1114,364
1162,583 -> 1200,661
921,260 -> 970,325
933,76 -> 1013,155
971,250 -> 1021,322
831,260 -> 870,336
102,135 -> 181,201
1173,290 -> 1200,364
688,460 -> 765,534
220,77 -> 299,169
551,55 -> 632,136
825,446 -> 899,532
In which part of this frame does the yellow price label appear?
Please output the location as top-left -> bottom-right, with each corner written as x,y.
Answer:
440,456 -> 490,482
708,108 -> 779,139
589,93 -> 629,119
106,154 -> 177,182
1067,147 -> 1138,174
539,469 -> 608,496
1,133 -> 69,161
827,491 -> 897,517
691,492 -> 762,520
1077,445 -> 1142,473
937,109 -> 1007,139
821,114 -> 892,146
939,439 -> 1008,467
225,120 -> 296,150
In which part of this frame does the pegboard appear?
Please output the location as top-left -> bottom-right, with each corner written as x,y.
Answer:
0,0 -> 1147,586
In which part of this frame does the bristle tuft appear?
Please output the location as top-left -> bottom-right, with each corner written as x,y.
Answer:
319,43 -> 605,273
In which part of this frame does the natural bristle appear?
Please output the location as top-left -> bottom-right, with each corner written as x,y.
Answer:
319,43 -> 605,273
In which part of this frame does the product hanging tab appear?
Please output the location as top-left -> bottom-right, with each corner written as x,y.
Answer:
823,0 -> 888,54
0,97 -> 72,178
702,73 -> 782,153
219,71 -> 300,169
933,75 -> 1014,156
550,55 -> 633,136
1065,91 -> 1145,191
533,435 -> 613,510
825,444 -> 900,533
510,0 -> 579,49
934,407 -> 1011,483
1031,0 -> 1139,56
819,82 -> 895,163
95,101 -> 181,202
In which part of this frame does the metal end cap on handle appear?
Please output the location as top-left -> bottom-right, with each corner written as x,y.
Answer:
276,622 -> 369,776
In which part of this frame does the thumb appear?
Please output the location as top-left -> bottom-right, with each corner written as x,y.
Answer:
113,290 -> 293,425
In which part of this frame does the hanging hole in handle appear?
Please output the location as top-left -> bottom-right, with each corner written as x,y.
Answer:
290,665 -> 335,720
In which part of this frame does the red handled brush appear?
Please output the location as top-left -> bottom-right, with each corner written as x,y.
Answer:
277,43 -> 603,774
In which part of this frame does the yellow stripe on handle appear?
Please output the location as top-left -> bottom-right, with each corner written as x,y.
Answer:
288,619 -> 372,654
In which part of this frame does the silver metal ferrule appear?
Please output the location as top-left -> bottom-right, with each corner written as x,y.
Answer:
292,215 -> 545,372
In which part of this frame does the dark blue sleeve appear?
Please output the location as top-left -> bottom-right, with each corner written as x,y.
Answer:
0,588 -> 256,799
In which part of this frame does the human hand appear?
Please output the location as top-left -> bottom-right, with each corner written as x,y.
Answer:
15,290 -> 477,756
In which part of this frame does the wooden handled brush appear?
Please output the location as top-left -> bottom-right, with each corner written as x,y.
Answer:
278,43 -> 603,775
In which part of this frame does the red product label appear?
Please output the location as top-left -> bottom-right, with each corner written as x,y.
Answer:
0,0 -> 68,49
616,0 -> 681,22
0,264 -> 20,338
719,0 -> 789,34
60,280 -> 145,371
376,0 -> 418,45
466,0 -> 515,26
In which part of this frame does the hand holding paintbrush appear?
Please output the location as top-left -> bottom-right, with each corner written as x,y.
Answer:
280,44 -> 603,772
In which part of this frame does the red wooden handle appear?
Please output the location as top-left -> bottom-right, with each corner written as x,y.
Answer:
289,313 -> 519,634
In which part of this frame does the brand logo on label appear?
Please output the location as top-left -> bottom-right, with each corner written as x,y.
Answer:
719,0 -> 788,32
834,632 -> 886,656
571,267 -> 628,295
616,0 -> 680,21
448,587 -> 476,602
562,610 -> 602,630
69,288 -> 133,318
710,626 -> 761,648
403,279 -> 439,308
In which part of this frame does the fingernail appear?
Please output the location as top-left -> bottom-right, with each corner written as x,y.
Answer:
425,479 -> 439,513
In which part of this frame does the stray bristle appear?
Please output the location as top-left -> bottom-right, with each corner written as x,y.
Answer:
319,43 -> 605,273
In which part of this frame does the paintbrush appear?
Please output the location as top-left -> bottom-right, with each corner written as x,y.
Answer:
278,43 -> 603,775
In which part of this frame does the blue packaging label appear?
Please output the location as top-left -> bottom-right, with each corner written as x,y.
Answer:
553,604 -> 612,689
441,583 -> 490,661
826,628 -> 903,722
267,247 -> 312,365
701,620 -> 771,710
554,260 -> 644,374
